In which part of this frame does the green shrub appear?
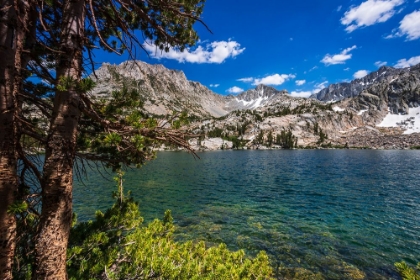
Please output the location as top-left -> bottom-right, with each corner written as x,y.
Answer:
275,130 -> 296,149
395,261 -> 420,280
67,173 -> 274,279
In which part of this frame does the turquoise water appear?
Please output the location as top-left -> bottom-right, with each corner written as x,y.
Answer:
73,150 -> 420,279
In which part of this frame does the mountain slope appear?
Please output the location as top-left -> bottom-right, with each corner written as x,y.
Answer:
91,61 -> 229,118
90,60 -> 420,150
310,66 -> 408,102
91,61 -> 297,117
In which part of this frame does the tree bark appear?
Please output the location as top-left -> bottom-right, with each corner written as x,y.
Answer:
34,0 -> 85,278
0,0 -> 17,278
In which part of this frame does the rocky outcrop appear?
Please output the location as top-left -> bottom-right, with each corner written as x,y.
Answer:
225,85 -> 290,111
91,61 -> 229,118
336,126 -> 420,149
310,65 -> 409,102
387,64 -> 420,114
90,60 -> 420,150
344,64 -> 420,118
91,62 -> 293,118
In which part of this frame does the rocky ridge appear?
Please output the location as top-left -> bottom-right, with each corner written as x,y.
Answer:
91,61 -> 228,118
310,66 -> 408,102
91,61 -> 420,150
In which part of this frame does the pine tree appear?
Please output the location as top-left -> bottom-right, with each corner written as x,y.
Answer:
0,0 -> 208,278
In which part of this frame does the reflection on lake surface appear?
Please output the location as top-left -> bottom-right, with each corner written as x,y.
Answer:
74,150 -> 420,279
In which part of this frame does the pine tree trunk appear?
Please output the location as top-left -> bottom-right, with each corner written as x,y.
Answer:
34,0 -> 85,278
0,1 -> 17,278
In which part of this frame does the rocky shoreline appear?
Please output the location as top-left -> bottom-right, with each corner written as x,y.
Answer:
157,133 -> 420,152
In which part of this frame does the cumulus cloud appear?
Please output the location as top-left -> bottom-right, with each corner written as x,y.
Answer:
238,74 -> 296,86
341,0 -> 404,32
209,84 -> 220,88
226,86 -> 244,94
143,40 -> 245,64
290,81 -> 329,98
353,70 -> 369,79
290,91 -> 313,98
321,45 -> 357,65
394,55 -> 420,68
295,80 -> 306,86
237,77 -> 254,83
386,10 -> 420,40
252,74 -> 296,86
375,61 -> 387,67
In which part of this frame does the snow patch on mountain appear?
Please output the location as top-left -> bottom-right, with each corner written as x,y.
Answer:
333,106 -> 345,112
235,97 -> 267,108
377,107 -> 420,134
358,109 -> 367,115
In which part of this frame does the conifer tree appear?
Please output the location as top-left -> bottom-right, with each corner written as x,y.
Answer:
0,0 -> 36,277
38,1 -> 206,277
0,0 -> 207,278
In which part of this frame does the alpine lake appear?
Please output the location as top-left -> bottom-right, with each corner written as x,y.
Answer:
73,150 -> 420,279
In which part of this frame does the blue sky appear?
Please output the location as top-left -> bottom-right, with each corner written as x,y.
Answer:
95,0 -> 420,97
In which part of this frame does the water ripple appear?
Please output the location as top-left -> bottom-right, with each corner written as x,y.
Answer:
74,150 -> 420,279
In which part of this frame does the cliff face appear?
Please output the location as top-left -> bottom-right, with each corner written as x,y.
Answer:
309,66 -> 409,102
91,61 -> 229,118
347,64 -> 420,114
91,61 -> 420,150
91,62 -> 297,117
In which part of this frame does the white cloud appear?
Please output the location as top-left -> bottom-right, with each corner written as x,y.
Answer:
236,73 -> 296,86
353,70 -> 369,79
226,86 -> 244,94
394,55 -> 420,68
209,84 -> 220,88
341,0 -> 404,32
237,77 -> 254,83
290,91 -> 313,98
314,81 -> 329,92
252,74 -> 296,86
295,80 -> 306,86
321,45 -> 357,65
375,61 -> 387,67
290,81 -> 329,98
387,10 -> 420,40
143,40 -> 245,64
309,66 -> 318,72
344,67 -> 350,71
337,5 -> 343,12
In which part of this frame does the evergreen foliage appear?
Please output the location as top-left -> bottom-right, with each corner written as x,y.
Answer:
276,130 -> 296,149
224,135 -> 247,149
256,130 -> 264,145
207,127 -> 224,138
313,122 -> 319,134
317,128 -> 328,144
0,0 -> 211,276
266,131 -> 274,147
66,173 -> 274,280
395,261 -> 420,280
